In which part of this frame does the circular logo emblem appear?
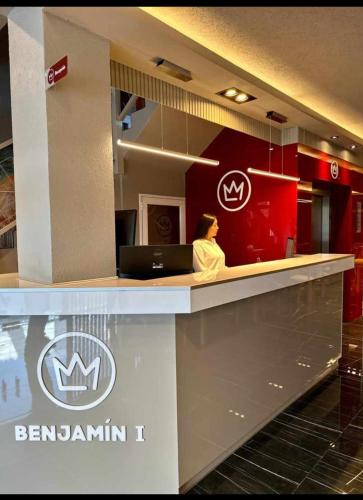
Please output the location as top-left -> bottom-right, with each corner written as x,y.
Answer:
47,68 -> 55,85
217,170 -> 252,212
156,215 -> 172,236
37,332 -> 116,411
330,161 -> 339,180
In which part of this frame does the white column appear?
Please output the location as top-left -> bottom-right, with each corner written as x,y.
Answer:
8,7 -> 115,283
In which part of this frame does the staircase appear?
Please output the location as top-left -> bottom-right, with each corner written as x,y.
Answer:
0,141 -> 17,272
115,91 -> 159,143
0,141 -> 15,236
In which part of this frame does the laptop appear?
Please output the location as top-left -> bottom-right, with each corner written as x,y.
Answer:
119,244 -> 193,280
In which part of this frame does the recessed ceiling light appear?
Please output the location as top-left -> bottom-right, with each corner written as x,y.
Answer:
217,88 -> 256,104
224,88 -> 238,97
351,144 -> 358,150
331,135 -> 339,140
235,93 -> 249,103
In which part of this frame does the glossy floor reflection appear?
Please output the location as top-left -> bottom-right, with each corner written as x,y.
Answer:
188,318 -> 363,494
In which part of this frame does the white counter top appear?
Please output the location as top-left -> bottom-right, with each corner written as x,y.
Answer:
0,254 -> 354,315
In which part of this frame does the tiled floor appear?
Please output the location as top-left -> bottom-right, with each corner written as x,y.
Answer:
188,317 -> 363,494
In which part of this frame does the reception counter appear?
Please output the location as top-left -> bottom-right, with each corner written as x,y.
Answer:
0,253 -> 354,493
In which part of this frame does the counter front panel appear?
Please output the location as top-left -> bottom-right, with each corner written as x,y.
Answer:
0,253 -> 354,493
176,271 -> 343,488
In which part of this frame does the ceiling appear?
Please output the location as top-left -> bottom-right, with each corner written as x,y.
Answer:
3,6 -> 363,155
141,7 -> 363,146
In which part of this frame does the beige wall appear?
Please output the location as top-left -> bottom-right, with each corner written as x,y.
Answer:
8,7 -> 53,282
44,12 -> 115,282
8,8 -> 115,282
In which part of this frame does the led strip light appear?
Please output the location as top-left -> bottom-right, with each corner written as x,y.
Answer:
117,139 -> 219,166
247,167 -> 300,182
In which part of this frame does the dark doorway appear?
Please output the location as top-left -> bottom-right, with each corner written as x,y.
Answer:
312,180 -> 351,254
312,182 -> 331,253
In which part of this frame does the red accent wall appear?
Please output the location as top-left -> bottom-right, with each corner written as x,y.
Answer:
297,152 -> 361,321
186,130 -> 363,321
186,128 -> 298,266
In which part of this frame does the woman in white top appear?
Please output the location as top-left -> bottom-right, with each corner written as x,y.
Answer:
192,214 -> 227,272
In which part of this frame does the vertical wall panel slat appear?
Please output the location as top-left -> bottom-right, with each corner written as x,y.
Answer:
110,60 -> 282,145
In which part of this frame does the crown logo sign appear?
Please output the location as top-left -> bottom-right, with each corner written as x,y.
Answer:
38,332 -> 116,411
53,353 -> 101,392
223,180 -> 244,201
217,170 -> 252,212
330,161 -> 339,179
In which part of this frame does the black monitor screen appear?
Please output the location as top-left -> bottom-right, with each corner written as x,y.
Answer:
285,237 -> 295,258
119,244 -> 193,280
115,210 -> 137,272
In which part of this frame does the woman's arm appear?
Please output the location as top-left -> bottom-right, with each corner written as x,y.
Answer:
193,242 -> 209,272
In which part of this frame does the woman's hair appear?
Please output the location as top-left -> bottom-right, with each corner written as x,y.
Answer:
193,213 -> 217,240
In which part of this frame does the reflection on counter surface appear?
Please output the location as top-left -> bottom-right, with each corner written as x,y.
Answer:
0,316 -> 118,420
0,317 -> 32,422
176,271 -> 343,489
190,317 -> 363,494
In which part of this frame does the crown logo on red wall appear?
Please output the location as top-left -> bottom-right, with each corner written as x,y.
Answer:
223,180 -> 244,201
217,170 -> 252,212
330,161 -> 339,180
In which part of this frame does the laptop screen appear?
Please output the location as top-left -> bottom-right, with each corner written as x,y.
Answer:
119,244 -> 193,280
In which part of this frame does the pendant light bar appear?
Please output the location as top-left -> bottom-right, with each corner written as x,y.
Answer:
117,139 -> 219,166
247,167 -> 300,182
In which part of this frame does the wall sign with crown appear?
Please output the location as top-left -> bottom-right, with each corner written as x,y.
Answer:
45,55 -> 68,90
330,160 -> 339,180
217,170 -> 252,212
2,309 -> 179,493
37,332 -> 116,411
